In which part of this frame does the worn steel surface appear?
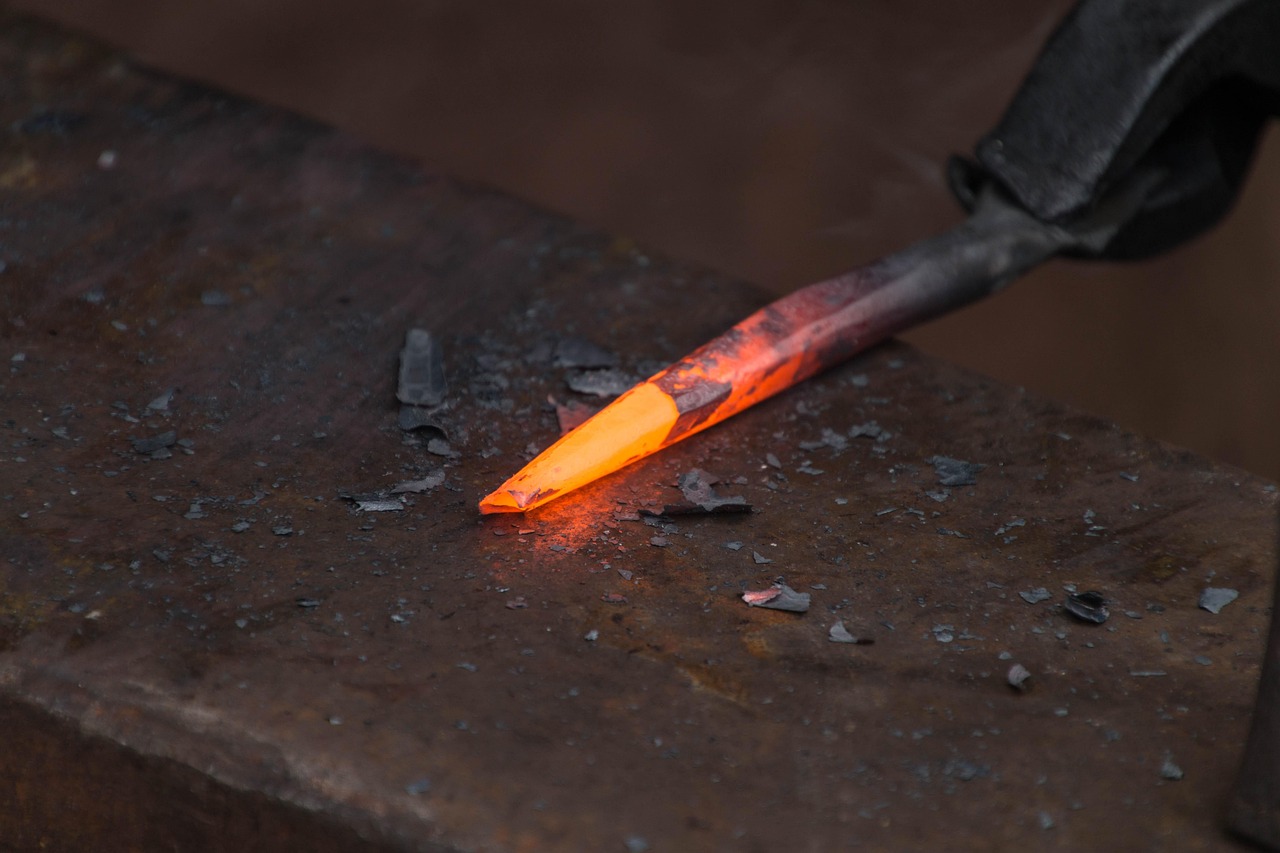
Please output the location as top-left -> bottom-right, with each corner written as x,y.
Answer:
1,15 -> 1276,852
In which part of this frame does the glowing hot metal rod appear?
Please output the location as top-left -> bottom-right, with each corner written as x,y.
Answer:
479,186 -> 1131,514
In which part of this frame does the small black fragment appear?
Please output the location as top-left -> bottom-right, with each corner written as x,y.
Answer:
397,329 -> 447,408
337,490 -> 405,512
296,597 -> 321,608
554,336 -> 618,369
655,500 -> 752,516
1064,590 -> 1109,624
398,405 -> 449,436
130,431 -> 177,455
928,455 -> 986,487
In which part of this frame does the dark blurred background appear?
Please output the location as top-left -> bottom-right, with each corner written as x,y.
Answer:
12,0 -> 1280,479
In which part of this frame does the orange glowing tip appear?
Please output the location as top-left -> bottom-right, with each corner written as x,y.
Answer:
480,189 -> 1075,513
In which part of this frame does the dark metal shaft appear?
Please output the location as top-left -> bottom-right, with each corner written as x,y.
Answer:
1228,532 -> 1280,850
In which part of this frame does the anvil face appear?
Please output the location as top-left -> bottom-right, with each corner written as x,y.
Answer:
1,18 -> 1276,852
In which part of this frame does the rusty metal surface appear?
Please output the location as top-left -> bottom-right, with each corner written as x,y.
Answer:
1,15 -> 1277,852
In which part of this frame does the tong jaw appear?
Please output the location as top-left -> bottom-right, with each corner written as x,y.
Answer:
950,0 -> 1280,259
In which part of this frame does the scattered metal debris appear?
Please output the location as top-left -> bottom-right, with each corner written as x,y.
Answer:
649,468 -> 752,515
1161,756 -> 1184,781
147,388 -> 175,412
397,328 -> 447,408
1064,590 -> 1109,624
942,757 -> 988,782
1198,587 -> 1239,615
1019,588 -> 1052,605
506,597 -> 528,610
800,428 -> 849,451
565,368 -> 635,398
390,471 -> 446,494
932,624 -> 955,643
295,597 -> 321,608
601,592 -> 628,604
1007,664 -> 1032,691
849,421 -> 889,441
553,336 -> 618,369
752,550 -> 773,565
995,518 -> 1026,537
742,584 -> 810,613
927,455 -> 986,486
355,498 -> 403,513
130,431 -> 177,455
828,621 -> 873,644
642,514 -> 677,534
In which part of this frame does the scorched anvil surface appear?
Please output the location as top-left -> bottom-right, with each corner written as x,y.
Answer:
1,14 -> 1276,853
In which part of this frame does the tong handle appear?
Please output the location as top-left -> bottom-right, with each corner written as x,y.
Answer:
951,0 -> 1280,259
